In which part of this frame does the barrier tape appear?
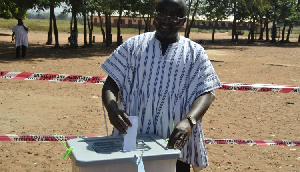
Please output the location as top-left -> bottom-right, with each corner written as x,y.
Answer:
1,134 -> 299,146
0,134 -> 94,142
1,71 -> 299,93
219,83 -> 300,93
0,71 -> 106,84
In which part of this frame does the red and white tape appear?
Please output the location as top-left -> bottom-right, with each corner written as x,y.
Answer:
219,83 -> 300,93
1,71 -> 299,93
0,71 -> 106,84
0,134 -> 95,142
1,134 -> 299,146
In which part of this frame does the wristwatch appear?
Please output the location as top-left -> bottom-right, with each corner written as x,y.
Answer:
187,116 -> 197,127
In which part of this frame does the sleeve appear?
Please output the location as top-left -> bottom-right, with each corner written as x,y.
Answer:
188,45 -> 221,100
24,24 -> 28,32
100,40 -> 131,91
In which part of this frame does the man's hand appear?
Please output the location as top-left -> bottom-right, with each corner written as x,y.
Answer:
167,118 -> 193,149
107,108 -> 132,134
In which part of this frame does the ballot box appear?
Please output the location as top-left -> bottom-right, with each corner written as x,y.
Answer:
67,134 -> 181,172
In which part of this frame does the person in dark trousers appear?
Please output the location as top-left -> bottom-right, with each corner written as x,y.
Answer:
12,19 -> 28,59
101,0 -> 221,171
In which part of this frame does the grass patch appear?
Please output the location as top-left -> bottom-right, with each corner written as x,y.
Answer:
1,18 -> 299,39
0,18 -> 141,34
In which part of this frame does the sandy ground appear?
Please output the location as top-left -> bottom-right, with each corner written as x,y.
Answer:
0,28 -> 299,172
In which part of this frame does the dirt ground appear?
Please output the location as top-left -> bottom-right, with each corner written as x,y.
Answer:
0,27 -> 299,172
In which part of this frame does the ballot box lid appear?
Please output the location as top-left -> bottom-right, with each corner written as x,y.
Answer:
66,134 -> 181,167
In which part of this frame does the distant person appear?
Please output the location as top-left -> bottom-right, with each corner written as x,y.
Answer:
101,0 -> 221,171
12,19 -> 28,59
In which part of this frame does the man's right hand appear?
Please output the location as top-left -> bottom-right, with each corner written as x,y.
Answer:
107,108 -> 132,134
102,76 -> 132,134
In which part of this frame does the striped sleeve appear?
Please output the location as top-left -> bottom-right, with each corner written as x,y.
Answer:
101,40 -> 131,90
188,45 -> 221,102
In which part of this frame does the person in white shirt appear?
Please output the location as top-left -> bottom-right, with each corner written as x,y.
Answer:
12,19 -> 28,59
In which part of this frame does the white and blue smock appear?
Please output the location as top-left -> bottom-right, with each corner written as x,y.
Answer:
101,32 -> 221,167
12,24 -> 28,47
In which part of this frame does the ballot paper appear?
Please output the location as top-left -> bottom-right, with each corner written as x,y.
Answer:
123,116 -> 138,152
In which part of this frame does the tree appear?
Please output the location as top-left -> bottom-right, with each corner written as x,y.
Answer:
86,0 -> 97,45
267,0 -> 280,43
137,0 -> 157,33
34,0 -> 63,47
0,0 -> 36,19
276,0 -> 299,43
65,0 -> 83,48
202,0 -> 230,42
185,0 -> 203,38
95,0 -> 106,43
229,0 -> 249,42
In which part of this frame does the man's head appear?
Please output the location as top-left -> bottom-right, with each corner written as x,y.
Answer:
18,19 -> 23,26
154,0 -> 187,41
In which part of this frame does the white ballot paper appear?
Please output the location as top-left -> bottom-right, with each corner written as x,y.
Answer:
123,116 -> 138,152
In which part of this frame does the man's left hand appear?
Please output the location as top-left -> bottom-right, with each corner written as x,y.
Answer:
167,118 -> 193,149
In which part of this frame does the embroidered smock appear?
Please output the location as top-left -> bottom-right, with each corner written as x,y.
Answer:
12,24 -> 28,47
101,32 -> 221,167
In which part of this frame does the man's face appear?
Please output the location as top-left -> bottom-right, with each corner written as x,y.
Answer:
154,0 -> 186,41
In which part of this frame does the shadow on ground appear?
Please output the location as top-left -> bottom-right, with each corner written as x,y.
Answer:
196,39 -> 300,50
0,41 -> 117,63
0,38 -> 299,63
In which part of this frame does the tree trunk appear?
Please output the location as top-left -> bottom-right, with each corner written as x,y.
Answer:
285,25 -> 292,43
249,17 -> 255,43
144,16 -> 151,33
70,15 -> 73,35
52,10 -> 59,47
265,17 -> 269,41
185,0 -> 199,38
117,7 -> 123,46
185,0 -> 192,37
88,13 -> 93,45
46,6 -> 53,45
231,2 -> 237,42
138,17 -> 141,35
258,17 -> 264,40
105,14 -> 112,47
97,12 -> 106,43
281,24 -> 286,43
72,10 -> 78,48
212,22 -> 216,42
271,21 -> 277,43
83,13 -> 87,47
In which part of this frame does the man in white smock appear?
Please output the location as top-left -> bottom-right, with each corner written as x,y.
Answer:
12,19 -> 28,59
101,0 -> 221,171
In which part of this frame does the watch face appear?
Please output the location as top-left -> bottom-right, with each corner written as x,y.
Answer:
188,116 -> 196,125
191,117 -> 196,125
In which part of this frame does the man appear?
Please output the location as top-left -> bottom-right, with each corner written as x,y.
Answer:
12,19 -> 28,59
101,0 -> 221,171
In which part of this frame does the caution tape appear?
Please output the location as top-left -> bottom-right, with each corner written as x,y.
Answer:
219,83 -> 300,93
1,134 -> 299,146
0,134 -> 94,142
204,138 -> 300,146
0,71 -> 106,84
1,71 -> 299,93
